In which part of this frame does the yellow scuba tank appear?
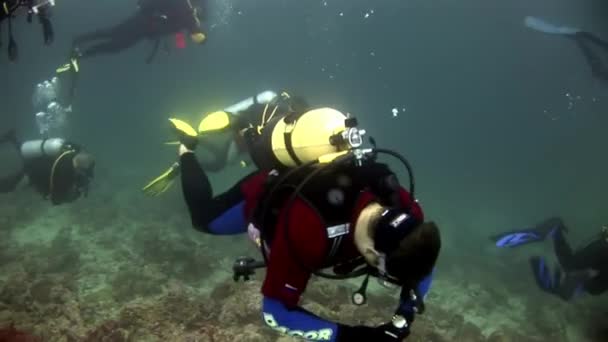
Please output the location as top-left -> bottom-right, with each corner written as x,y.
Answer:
246,107 -> 366,170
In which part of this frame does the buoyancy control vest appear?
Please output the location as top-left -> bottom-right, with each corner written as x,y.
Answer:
251,160 -> 402,265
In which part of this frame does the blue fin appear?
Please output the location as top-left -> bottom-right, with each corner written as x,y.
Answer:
530,256 -> 555,292
492,218 -> 562,248
491,229 -> 542,248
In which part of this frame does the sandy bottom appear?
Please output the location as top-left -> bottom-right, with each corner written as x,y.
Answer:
0,182 -> 606,342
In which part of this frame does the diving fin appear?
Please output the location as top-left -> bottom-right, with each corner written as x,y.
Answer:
529,256 -> 560,292
492,229 -> 544,248
524,16 -> 580,35
168,118 -> 198,149
491,217 -> 563,248
169,118 -> 197,137
56,57 -> 80,74
530,257 -> 589,301
198,111 -> 231,134
142,162 -> 181,197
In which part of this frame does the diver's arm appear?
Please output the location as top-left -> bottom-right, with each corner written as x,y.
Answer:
393,271 -> 434,333
263,296 -> 406,342
37,4 -> 54,45
261,206 -> 407,341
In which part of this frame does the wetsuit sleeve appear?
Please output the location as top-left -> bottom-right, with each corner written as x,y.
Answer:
396,271 -> 433,315
261,199 -> 346,341
179,152 -> 253,234
262,297 -> 339,342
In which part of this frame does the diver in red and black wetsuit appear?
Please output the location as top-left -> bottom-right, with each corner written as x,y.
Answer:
71,0 -> 206,62
177,106 -> 441,341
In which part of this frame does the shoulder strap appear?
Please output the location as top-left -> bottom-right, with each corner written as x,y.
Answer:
49,149 -> 76,201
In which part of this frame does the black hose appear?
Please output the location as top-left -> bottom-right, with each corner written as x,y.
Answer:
282,153 -> 371,279
374,148 -> 415,198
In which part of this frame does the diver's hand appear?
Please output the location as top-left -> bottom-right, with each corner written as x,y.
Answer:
179,144 -> 193,156
338,322 -> 409,342
374,319 -> 411,341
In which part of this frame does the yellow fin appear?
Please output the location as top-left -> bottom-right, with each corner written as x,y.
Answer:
169,118 -> 197,137
142,163 -> 180,197
198,111 -> 230,133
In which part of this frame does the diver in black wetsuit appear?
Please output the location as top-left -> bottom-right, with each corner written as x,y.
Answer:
71,0 -> 206,62
0,130 -> 95,205
524,16 -> 608,82
493,217 -> 608,301
0,0 -> 54,61
571,32 -> 608,82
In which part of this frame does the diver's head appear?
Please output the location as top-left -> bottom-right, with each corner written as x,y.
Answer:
354,203 -> 441,289
72,152 -> 95,194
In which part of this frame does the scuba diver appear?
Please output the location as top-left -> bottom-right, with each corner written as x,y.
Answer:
492,217 -> 608,301
525,16 -> 608,82
69,0 -> 206,63
0,130 -> 95,205
0,0 -> 54,61
142,90 -> 310,196
177,106 -> 441,341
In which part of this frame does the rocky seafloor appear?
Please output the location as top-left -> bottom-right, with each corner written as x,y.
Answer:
1,183 -> 606,342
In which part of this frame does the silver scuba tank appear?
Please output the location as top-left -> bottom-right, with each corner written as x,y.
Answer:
224,90 -> 278,114
20,138 -> 67,161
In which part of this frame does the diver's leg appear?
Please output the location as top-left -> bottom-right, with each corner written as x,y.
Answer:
584,272 -> 608,296
573,32 -> 608,79
0,171 -> 25,193
79,36 -> 141,58
73,13 -> 142,48
73,27 -> 116,47
180,151 -> 257,234
554,230 -> 604,270
0,129 -> 20,149
579,32 -> 608,51
0,130 -> 26,192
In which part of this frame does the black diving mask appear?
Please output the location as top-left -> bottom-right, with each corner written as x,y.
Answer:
374,208 -> 419,255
